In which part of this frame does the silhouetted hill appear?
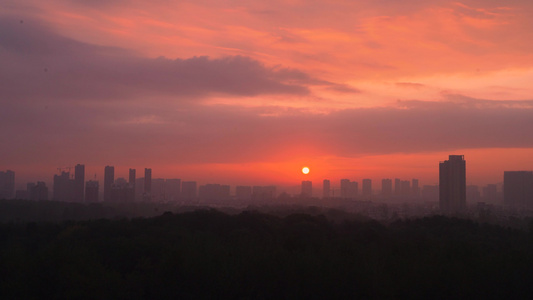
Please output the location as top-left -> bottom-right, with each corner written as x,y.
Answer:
1,210 -> 532,299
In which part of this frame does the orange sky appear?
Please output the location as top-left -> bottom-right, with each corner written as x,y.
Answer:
2,0 -> 533,191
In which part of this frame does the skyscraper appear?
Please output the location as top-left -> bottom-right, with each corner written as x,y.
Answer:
323,179 -> 330,198
503,171 -> 533,210
74,164 -> 85,202
439,155 -> 466,214
104,166 -> 114,202
301,180 -> 312,197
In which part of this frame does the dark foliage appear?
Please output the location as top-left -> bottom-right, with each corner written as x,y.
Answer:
0,210 -> 532,299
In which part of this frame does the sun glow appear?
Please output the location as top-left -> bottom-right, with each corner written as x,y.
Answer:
302,167 -> 310,174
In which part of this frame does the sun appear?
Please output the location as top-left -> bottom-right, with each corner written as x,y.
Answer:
302,167 -> 310,174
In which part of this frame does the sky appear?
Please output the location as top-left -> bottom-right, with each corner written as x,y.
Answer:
2,0 -> 533,191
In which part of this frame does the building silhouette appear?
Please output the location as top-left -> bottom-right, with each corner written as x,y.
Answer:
85,180 -> 99,203
252,186 -> 276,202
74,164 -> 85,202
381,179 -> 392,196
503,171 -> 533,210
362,179 -> 372,197
412,179 -> 420,197
129,169 -> 136,195
439,155 -> 466,214
151,178 -> 165,202
199,183 -> 230,203
54,171 -> 75,201
0,170 -> 15,199
340,179 -> 357,199
394,178 -> 401,195
30,182 -> 48,201
165,179 -> 181,202
144,168 -> 152,201
340,179 -> 350,198
323,179 -> 330,198
400,180 -> 410,196
104,166 -> 114,202
111,179 -> 135,203
301,180 -> 312,197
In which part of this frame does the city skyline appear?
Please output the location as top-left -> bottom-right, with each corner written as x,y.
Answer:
4,159 -> 530,194
2,1 -> 533,188
2,155 -> 524,202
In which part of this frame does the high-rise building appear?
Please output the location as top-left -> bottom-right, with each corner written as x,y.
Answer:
129,169 -> 136,194
348,181 -> 358,198
323,179 -> 330,198
144,168 -> 152,201
85,180 -> 99,203
104,166 -> 114,202
301,180 -> 312,197
362,179 -> 372,197
0,170 -> 15,199
394,178 -> 401,195
340,179 -> 357,199
74,164 -> 85,202
340,179 -> 350,198
382,179 -> 392,196
503,171 -> 533,209
439,155 -> 466,214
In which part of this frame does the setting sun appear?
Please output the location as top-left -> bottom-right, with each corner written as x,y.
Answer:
302,167 -> 310,174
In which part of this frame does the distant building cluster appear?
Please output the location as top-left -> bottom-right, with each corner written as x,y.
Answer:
2,154 -> 533,216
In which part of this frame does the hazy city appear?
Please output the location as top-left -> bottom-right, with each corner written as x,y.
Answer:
2,0 -> 533,298
1,154 -> 533,222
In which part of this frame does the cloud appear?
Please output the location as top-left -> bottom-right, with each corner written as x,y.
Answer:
0,16 -> 335,103
3,94 -> 533,165
395,82 -> 426,89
